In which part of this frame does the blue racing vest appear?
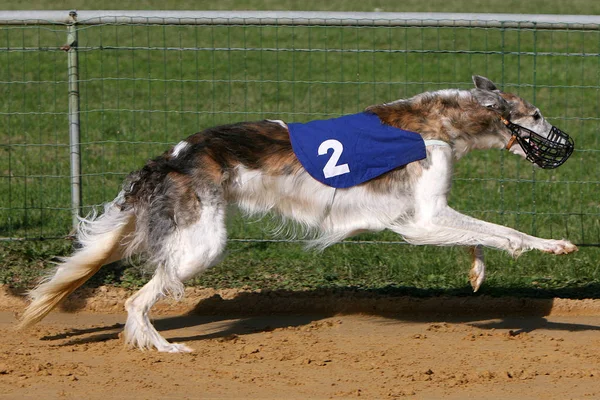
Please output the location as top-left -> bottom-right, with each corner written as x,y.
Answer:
287,112 -> 426,188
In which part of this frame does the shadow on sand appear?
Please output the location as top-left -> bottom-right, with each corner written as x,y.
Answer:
21,283 -> 600,348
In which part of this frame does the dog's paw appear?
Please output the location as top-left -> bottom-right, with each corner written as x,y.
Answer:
542,239 -> 578,255
469,252 -> 485,292
469,264 -> 485,292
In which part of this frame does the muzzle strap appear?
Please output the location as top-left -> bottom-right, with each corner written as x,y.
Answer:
505,134 -> 518,150
500,117 -> 517,150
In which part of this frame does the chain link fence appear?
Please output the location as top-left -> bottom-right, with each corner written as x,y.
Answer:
1,11 -> 599,245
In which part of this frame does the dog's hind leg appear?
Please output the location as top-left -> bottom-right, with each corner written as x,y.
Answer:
468,246 -> 485,292
123,271 -> 192,352
124,187 -> 227,353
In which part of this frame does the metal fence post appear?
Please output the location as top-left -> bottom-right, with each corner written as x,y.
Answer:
66,11 -> 82,232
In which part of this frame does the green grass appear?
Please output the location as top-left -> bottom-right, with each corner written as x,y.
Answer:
2,238 -> 600,298
1,0 -> 600,297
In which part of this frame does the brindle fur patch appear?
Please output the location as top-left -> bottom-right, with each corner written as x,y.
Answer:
124,121 -> 301,207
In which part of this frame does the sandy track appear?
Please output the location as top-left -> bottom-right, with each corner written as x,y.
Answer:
1,286 -> 600,399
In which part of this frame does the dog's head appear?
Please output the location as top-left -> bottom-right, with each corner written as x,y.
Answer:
471,75 -> 574,169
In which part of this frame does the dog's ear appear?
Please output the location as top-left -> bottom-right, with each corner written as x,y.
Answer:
472,88 -> 510,116
472,75 -> 498,92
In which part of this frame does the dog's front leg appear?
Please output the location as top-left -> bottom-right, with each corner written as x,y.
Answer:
434,207 -> 578,256
392,207 -> 577,256
469,245 -> 485,292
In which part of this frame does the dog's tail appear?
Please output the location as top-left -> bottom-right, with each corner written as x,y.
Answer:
19,196 -> 134,329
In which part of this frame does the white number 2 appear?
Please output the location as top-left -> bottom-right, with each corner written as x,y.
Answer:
318,139 -> 350,179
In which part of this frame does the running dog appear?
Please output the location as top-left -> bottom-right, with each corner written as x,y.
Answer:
19,76 -> 577,352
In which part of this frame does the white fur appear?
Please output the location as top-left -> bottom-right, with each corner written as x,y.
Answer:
172,141 -> 189,158
424,139 -> 450,147
267,119 -> 288,128
230,165 -> 411,249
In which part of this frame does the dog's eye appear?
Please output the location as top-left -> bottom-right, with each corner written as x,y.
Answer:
533,111 -> 541,120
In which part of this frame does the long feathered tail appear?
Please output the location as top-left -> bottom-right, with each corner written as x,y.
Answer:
19,197 -> 134,329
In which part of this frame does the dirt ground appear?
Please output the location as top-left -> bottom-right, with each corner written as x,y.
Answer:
2,286 -> 600,399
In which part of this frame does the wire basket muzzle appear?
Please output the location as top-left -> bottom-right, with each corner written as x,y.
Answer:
506,122 -> 574,169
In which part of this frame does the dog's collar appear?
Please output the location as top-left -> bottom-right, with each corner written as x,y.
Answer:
424,139 -> 451,148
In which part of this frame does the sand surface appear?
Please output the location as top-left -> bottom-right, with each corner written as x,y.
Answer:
1,286 -> 600,399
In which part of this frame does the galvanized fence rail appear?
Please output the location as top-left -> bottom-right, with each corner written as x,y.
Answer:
1,11 -> 599,245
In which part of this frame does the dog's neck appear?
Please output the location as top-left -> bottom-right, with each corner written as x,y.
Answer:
366,89 -> 508,159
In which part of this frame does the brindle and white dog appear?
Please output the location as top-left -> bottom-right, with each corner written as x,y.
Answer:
20,76 -> 578,352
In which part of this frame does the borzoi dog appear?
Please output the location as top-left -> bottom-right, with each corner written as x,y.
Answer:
19,76 -> 577,352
